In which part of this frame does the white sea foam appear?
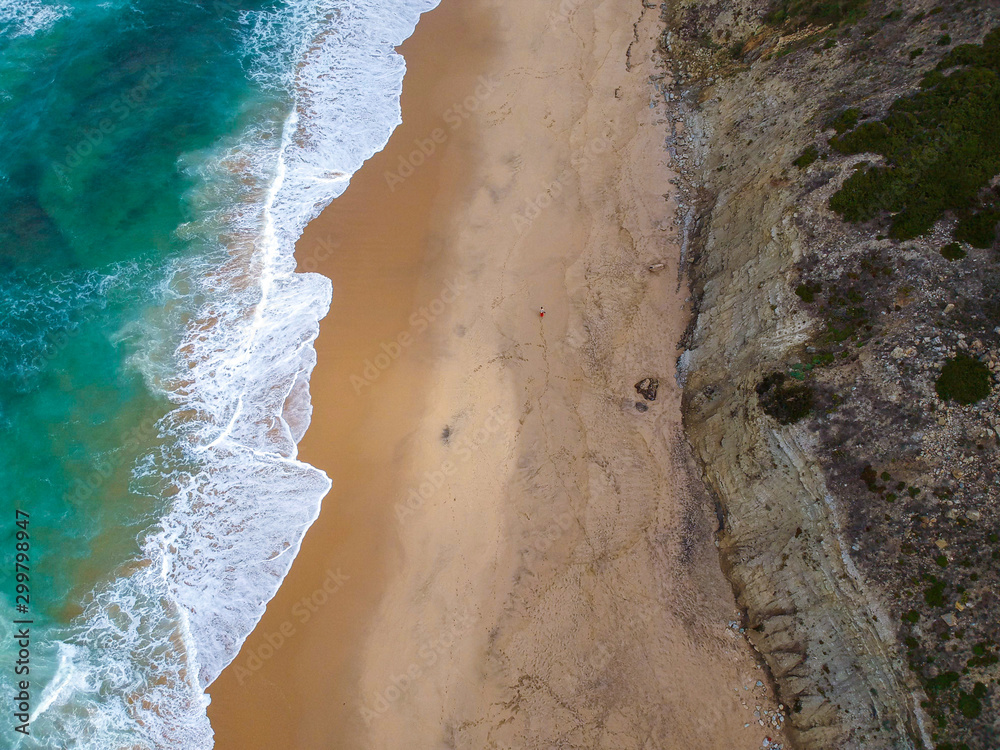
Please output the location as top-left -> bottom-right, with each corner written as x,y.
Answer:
0,0 -> 70,39
25,0 -> 440,747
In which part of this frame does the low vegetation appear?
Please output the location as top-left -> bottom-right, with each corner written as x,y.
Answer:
940,242 -> 966,261
795,279 -> 822,301
756,372 -> 814,423
954,208 -> 1000,248
829,29 -> 1000,241
765,0 -> 869,28
935,354 -> 993,405
793,144 -> 819,169
825,107 -> 860,134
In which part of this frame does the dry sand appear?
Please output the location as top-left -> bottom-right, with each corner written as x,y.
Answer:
208,0 -> 788,748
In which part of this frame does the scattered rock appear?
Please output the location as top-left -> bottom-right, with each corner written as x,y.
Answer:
635,377 -> 659,401
635,401 -> 649,412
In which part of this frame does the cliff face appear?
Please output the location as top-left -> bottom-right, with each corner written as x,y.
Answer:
664,1 -> 1000,748
676,63 -> 928,749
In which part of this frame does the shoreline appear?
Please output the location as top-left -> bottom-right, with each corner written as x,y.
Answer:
207,3 -> 496,747
210,0 -> 789,747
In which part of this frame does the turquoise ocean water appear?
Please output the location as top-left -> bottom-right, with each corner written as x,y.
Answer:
0,0 -> 435,746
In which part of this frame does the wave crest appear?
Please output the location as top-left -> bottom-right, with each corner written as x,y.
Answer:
29,1 -> 439,747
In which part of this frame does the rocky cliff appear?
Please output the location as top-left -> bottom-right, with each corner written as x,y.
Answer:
662,1 -> 1000,747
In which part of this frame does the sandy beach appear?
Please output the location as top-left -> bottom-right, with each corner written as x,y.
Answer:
208,0 -> 788,747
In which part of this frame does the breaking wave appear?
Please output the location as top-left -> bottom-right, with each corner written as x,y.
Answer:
19,0 -> 439,746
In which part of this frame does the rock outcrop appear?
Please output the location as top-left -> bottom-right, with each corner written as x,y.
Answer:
662,1 -> 1000,747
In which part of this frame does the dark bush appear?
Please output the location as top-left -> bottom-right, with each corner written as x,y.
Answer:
941,242 -> 966,260
925,670 -> 959,692
794,144 -> 820,169
957,691 -> 982,719
924,577 -> 947,607
826,107 -> 861,134
766,0 -> 869,27
756,372 -> 814,424
795,280 -> 822,301
954,209 -> 1000,248
829,29 -> 1000,240
935,354 -> 992,405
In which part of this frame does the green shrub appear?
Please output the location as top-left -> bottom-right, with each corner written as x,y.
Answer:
968,651 -> 999,668
756,372 -> 814,424
925,578 -> 947,607
925,671 -> 959,692
829,28 -> 1000,240
954,209 -> 1000,248
794,144 -> 820,168
941,242 -> 966,260
766,0 -> 869,27
957,691 -> 982,718
937,33 -> 951,46
935,354 -> 992,405
795,280 -> 822,301
826,107 -> 861,134
910,47 -> 925,59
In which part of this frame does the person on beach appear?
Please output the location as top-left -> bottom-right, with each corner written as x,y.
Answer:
539,306 -> 545,318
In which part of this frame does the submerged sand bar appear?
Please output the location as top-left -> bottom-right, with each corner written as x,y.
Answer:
209,0 -> 787,747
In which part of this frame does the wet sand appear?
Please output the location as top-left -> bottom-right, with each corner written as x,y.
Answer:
206,3 -> 493,748
209,0 -> 787,748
